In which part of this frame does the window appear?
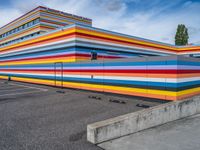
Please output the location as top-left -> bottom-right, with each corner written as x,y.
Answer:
30,21 -> 33,26
33,18 -> 40,24
27,22 -> 31,27
0,18 -> 40,39
35,18 -> 40,23
24,23 -> 28,28
91,51 -> 97,60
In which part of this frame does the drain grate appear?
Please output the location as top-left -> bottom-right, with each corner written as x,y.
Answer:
136,103 -> 150,108
88,95 -> 102,100
56,90 -> 65,94
109,99 -> 126,104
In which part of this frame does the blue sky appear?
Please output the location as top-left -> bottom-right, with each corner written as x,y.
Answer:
0,0 -> 200,44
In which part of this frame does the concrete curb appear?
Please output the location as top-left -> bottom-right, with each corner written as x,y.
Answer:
87,96 -> 200,144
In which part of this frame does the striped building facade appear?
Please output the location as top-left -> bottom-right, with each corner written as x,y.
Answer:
1,7 -> 200,101
0,6 -> 92,48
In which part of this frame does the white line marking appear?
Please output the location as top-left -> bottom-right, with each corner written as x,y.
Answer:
0,90 -> 46,97
0,88 -> 28,92
8,83 -> 48,91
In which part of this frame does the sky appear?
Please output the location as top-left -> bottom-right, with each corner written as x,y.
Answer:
0,0 -> 200,45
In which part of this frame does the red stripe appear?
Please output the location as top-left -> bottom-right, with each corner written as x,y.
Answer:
1,32 -> 76,53
1,69 -> 199,74
98,55 -> 124,59
75,32 -> 176,53
41,19 -> 66,26
2,31 -> 174,54
179,49 -> 200,53
0,53 -> 125,63
1,26 -> 200,55
0,53 -> 87,63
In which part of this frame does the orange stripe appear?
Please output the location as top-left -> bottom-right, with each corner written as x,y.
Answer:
0,27 -> 75,52
177,90 -> 200,100
76,34 -> 174,53
0,34 -> 75,54
0,25 -> 41,43
0,70 -> 179,78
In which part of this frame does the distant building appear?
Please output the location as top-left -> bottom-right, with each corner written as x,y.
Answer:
0,6 -> 92,48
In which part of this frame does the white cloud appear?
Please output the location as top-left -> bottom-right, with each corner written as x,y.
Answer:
0,8 -> 21,28
0,0 -> 199,45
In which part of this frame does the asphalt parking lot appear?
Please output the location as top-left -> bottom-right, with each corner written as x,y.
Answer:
0,80 -> 164,150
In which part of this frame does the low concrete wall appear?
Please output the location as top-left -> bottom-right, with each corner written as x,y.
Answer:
87,96 -> 200,144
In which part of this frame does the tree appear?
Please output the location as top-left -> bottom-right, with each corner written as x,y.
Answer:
175,24 -> 189,46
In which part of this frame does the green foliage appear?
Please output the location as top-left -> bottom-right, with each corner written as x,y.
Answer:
175,24 -> 189,46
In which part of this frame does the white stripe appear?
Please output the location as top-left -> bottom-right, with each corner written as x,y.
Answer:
76,38 -> 175,55
0,72 -> 176,83
0,35 -> 175,56
0,38 -> 75,55
3,72 -> 200,83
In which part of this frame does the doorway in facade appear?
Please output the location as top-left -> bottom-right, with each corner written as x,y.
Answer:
54,62 -> 63,88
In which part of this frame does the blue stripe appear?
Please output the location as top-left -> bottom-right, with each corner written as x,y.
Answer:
1,72 -> 199,88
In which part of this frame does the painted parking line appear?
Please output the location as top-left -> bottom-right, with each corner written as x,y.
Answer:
0,87 -> 28,92
0,90 -> 45,97
8,83 -> 48,92
0,85 -> 16,90
0,80 -> 48,92
0,88 -> 37,95
0,81 -> 10,84
0,82 -> 48,97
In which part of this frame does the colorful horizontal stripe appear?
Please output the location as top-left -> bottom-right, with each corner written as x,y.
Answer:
1,55 -> 200,101
0,10 -> 200,102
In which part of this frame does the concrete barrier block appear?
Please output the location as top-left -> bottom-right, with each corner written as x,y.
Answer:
87,96 -> 200,144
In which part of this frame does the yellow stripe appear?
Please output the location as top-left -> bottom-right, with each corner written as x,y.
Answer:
0,25 -> 41,44
42,14 -> 77,25
0,27 -> 76,52
1,25 -> 199,54
76,28 -> 177,51
178,46 -> 200,51
5,76 -> 177,96
0,76 -> 8,80
12,77 -> 55,85
177,87 -> 200,96
6,76 -> 200,99
41,10 -> 91,24
0,58 -> 76,66
0,10 -> 40,33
